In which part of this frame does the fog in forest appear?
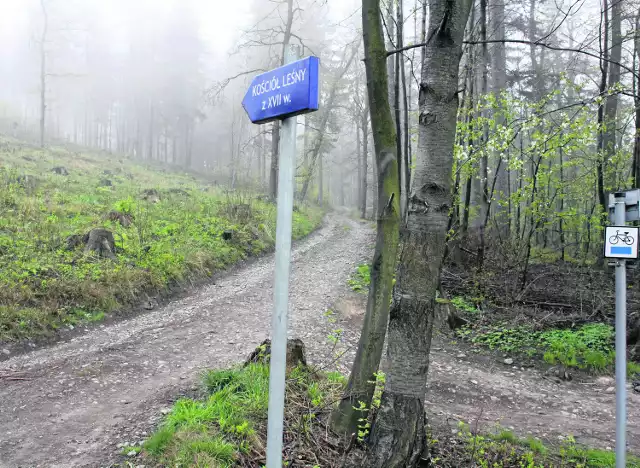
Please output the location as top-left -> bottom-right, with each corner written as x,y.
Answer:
0,0 -> 636,215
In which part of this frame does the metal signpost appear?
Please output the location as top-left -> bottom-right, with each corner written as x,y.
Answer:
604,190 -> 640,468
242,47 -> 320,468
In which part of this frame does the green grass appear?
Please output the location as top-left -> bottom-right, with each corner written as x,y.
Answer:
0,138 -> 323,342
456,322 -> 639,374
439,423 -> 640,468
347,263 -> 371,293
141,363 -> 344,466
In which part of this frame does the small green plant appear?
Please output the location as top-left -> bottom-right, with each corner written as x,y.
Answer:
459,323 -> 621,373
559,434 -> 640,467
627,360 -> 640,378
347,263 -> 371,293
353,401 -> 371,442
113,196 -> 136,215
450,296 -> 480,315
525,436 -> 548,455
368,370 -> 386,409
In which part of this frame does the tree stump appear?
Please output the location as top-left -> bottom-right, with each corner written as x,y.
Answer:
244,338 -> 307,370
106,210 -> 133,228
84,228 -> 116,259
65,233 -> 88,251
51,166 -> 69,176
141,189 -> 161,203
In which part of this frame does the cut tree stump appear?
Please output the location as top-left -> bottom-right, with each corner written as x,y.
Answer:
244,338 -> 307,370
105,210 -> 133,228
141,189 -> 161,203
65,233 -> 88,251
84,228 -> 116,259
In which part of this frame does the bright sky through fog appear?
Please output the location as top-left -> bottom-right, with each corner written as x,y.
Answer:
0,0 -> 360,55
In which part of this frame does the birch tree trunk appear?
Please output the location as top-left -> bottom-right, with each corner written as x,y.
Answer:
368,0 -> 472,463
330,0 -> 400,437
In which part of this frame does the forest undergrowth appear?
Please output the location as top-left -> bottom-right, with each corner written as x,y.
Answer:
439,245 -> 640,378
0,137 -> 323,343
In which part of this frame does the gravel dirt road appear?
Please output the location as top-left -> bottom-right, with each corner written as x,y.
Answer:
0,214 -> 637,468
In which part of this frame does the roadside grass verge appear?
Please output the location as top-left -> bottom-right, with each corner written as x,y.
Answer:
138,361 -> 637,467
429,422 -> 640,468
139,363 -> 346,467
0,138 -> 323,342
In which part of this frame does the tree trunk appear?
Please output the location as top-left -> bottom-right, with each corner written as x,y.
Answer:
603,0 -> 621,171
596,0 -> 609,217
299,45 -> 359,201
634,10 -> 640,186
394,0 -> 404,220
361,106 -> 369,219
268,0 -> 295,199
400,0 -> 411,220
357,119 -> 362,208
39,0 -> 48,148
368,0 -> 472,464
330,0 -> 401,437
490,0 -> 508,234
476,0 -> 489,264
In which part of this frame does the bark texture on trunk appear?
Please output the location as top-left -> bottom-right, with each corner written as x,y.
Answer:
330,0 -> 400,437
368,0 -> 472,464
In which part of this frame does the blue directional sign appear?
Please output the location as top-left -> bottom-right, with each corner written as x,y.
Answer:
242,56 -> 320,124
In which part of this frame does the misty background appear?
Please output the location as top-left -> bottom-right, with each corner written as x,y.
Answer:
0,0 -> 631,211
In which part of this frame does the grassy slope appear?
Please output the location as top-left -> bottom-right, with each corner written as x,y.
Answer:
0,138 -> 322,342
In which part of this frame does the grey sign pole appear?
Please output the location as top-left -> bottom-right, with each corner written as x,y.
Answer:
613,192 -> 627,468
265,44 -> 299,468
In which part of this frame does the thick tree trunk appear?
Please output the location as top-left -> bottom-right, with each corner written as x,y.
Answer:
368,0 -> 472,464
330,0 -> 400,437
